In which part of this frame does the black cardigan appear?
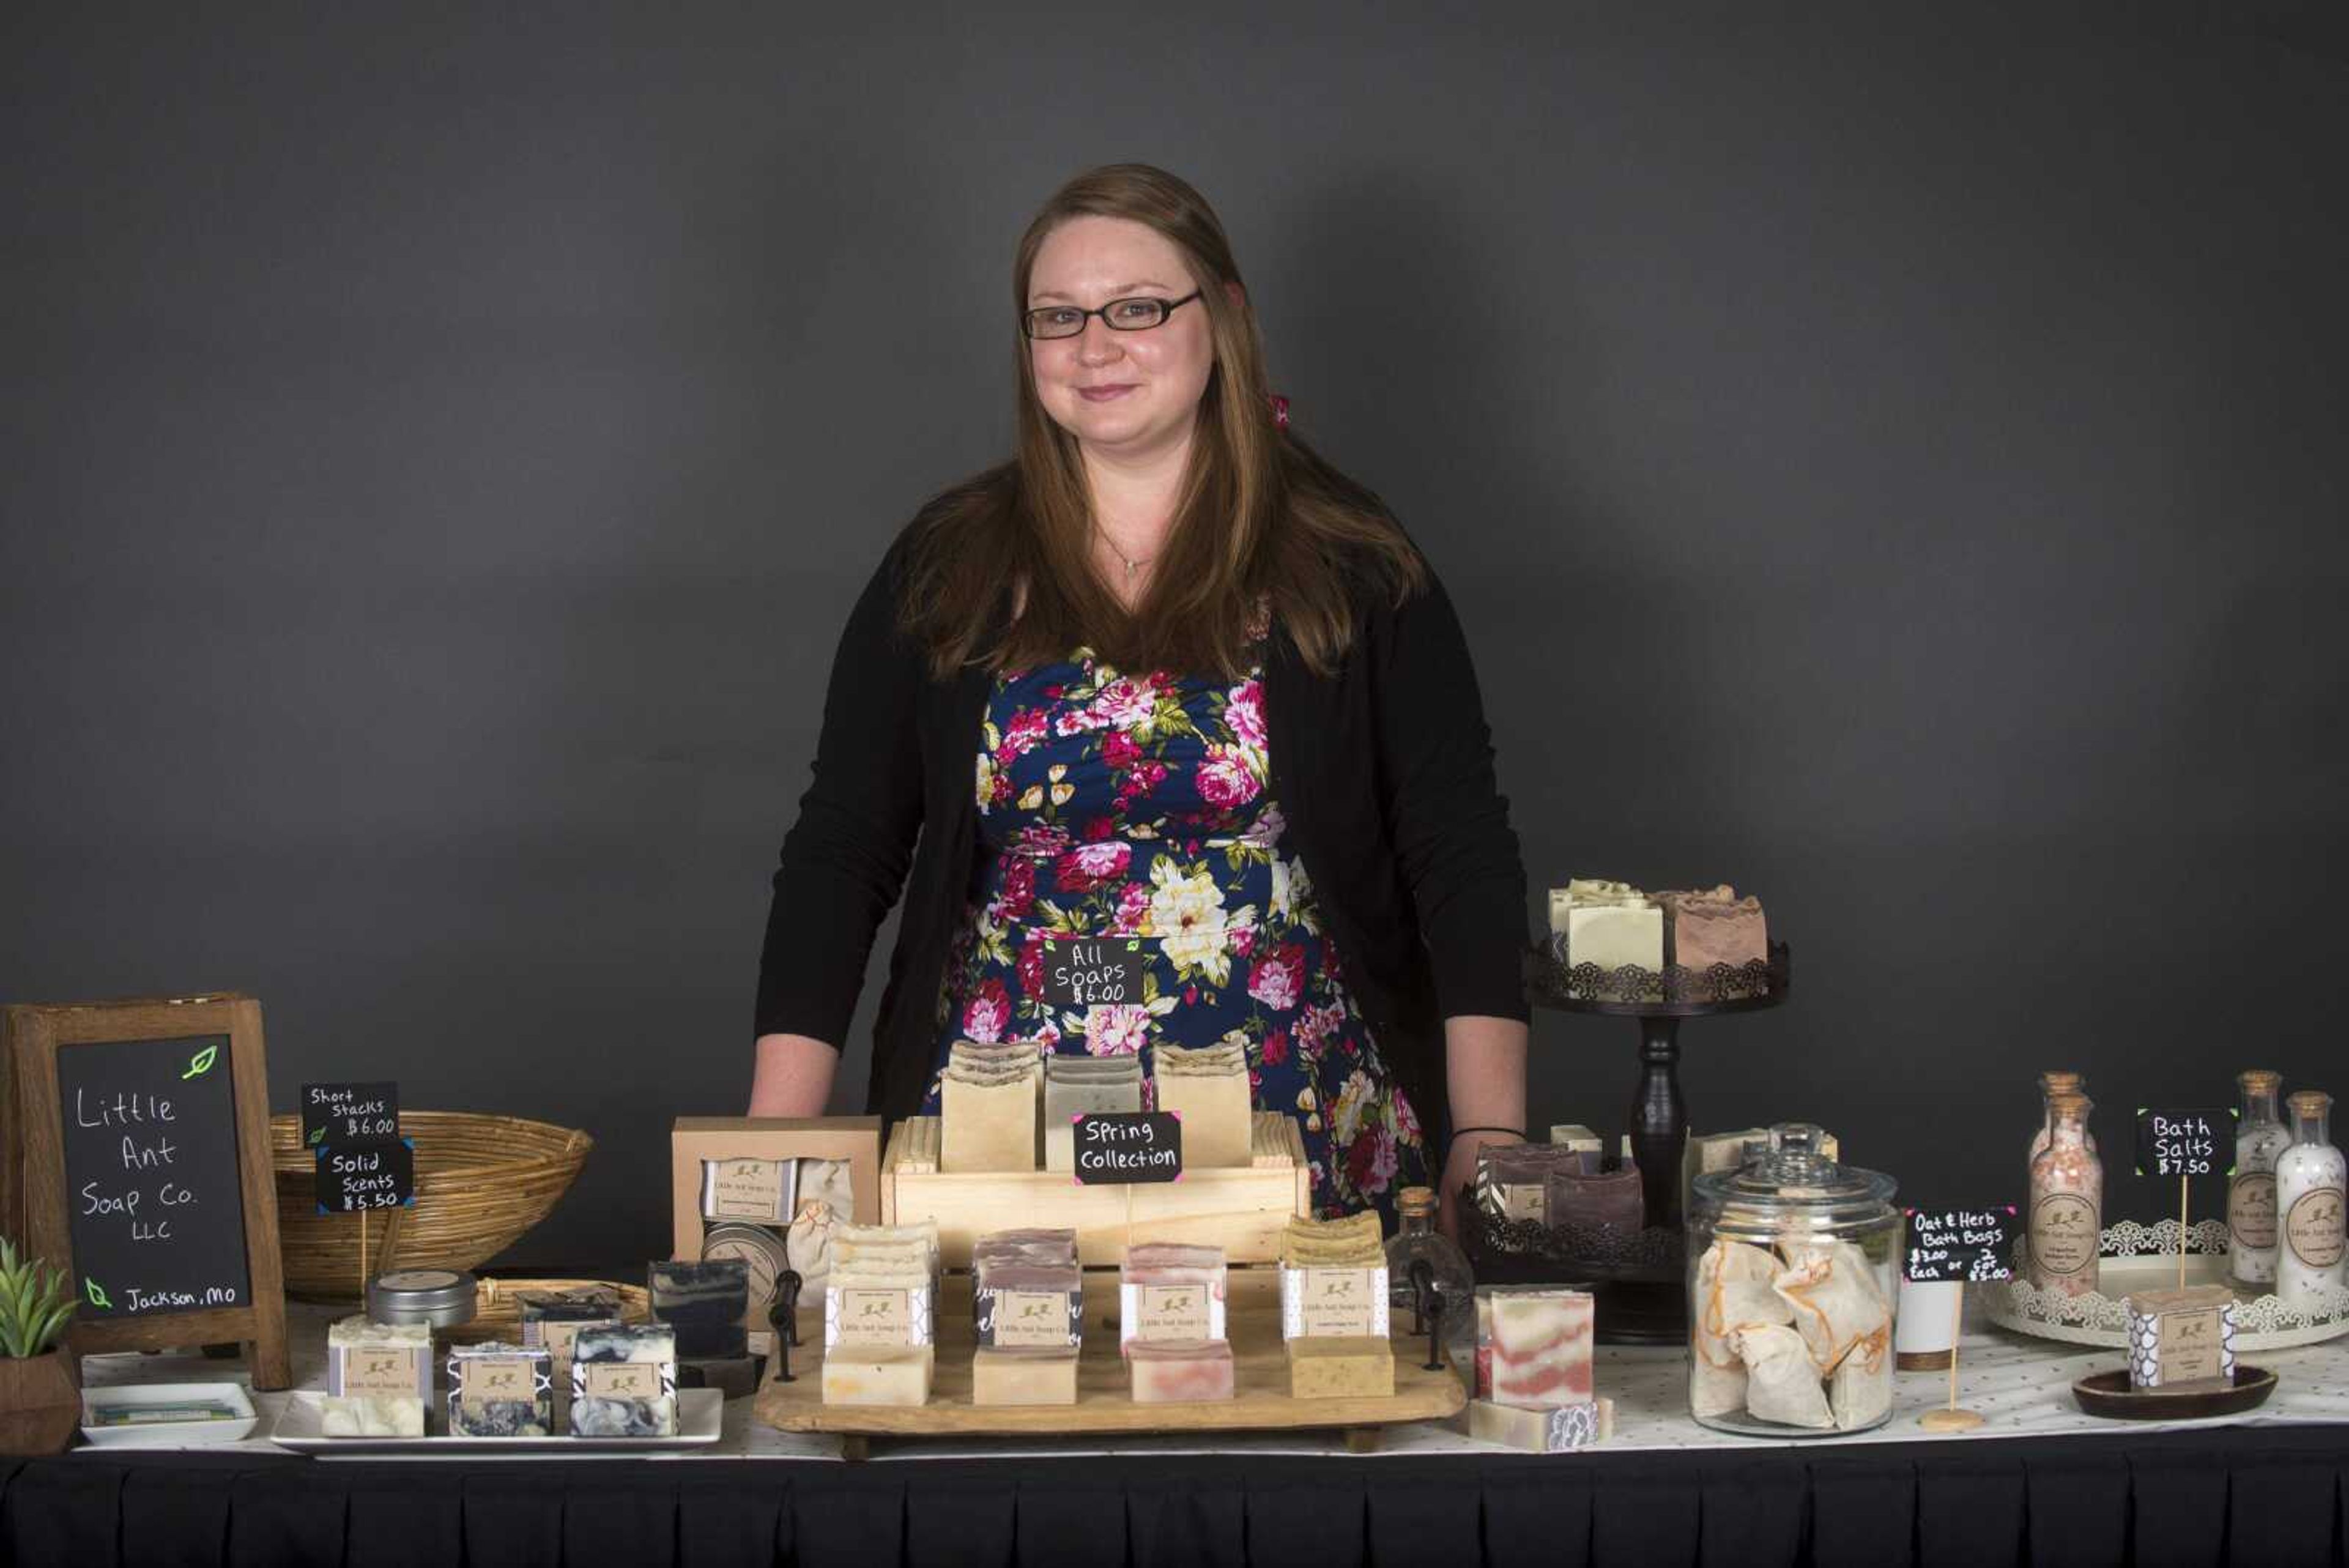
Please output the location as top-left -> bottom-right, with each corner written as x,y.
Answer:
754,527 -> 1529,1145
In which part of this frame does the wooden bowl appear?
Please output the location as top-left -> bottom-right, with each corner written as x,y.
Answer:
2071,1364 -> 2277,1421
269,1112 -> 593,1301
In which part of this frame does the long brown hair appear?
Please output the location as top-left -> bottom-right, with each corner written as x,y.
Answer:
900,163 -> 1425,680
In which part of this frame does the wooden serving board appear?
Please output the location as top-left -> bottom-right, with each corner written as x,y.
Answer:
754,1269 -> 1464,1443
883,1114 -> 1311,1268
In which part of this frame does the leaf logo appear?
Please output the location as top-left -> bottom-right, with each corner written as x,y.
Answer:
86,1278 -> 113,1310
308,1127 -> 325,1145
181,1044 -> 218,1080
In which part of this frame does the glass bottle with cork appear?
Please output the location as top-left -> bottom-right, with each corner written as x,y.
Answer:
1384,1185 -> 1474,1370
2230,1070 -> 2291,1290
2276,1090 -> 2346,1312
2027,1093 -> 2101,1297
2028,1071 -> 2094,1161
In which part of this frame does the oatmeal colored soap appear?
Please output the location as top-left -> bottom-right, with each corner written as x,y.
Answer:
1286,1335 -> 1395,1399
822,1344 -> 934,1407
971,1345 -> 1080,1406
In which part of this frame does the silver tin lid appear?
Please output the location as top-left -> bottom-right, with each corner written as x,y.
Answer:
366,1267 -> 480,1328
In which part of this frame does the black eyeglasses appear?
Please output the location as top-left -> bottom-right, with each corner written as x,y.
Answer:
1022,289 -> 1203,340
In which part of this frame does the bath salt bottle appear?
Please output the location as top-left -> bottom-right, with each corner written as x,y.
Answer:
2027,1093 -> 2101,1298
2276,1090 -> 2347,1312
2027,1071 -> 2092,1162
2230,1070 -> 2291,1290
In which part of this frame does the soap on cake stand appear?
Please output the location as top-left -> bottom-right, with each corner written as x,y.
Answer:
1500,938 -> 1792,1345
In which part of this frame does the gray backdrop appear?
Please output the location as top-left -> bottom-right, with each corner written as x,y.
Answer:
6,4 -> 2344,1265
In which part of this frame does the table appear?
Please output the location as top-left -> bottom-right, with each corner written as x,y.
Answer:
8,1304 -> 2349,1566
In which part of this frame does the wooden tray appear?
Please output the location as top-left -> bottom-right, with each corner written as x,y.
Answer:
755,1269 -> 1463,1446
2071,1365 -> 2277,1421
883,1113 -> 1312,1268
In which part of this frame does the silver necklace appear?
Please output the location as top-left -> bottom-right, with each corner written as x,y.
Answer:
1097,526 -> 1154,585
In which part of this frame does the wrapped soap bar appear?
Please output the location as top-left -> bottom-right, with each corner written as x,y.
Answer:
973,1260 -> 1082,1348
446,1342 -> 553,1437
823,1269 -> 935,1351
1469,1395 -> 1614,1452
324,1316 -> 430,1438
517,1285 -> 624,1377
972,1345 -> 1080,1406
1478,1143 -> 1594,1222
1287,1335 -> 1394,1398
699,1156 -> 798,1223
1119,1243 -> 1228,1349
569,1323 -> 678,1437
1488,1288 -> 1595,1407
2126,1285 -> 2237,1391
648,1258 -> 749,1359
1128,1337 -> 1234,1402
1278,1214 -> 1389,1340
822,1343 -> 933,1406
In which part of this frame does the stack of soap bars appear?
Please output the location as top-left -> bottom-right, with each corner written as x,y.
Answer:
1467,1286 -> 1612,1452
1278,1213 -> 1394,1398
971,1227 -> 1083,1405
821,1222 -> 939,1406
570,1323 -> 678,1437
940,1039 -> 1044,1172
1121,1242 -> 1233,1401
1044,1055 -> 1145,1170
1151,1041 -> 1253,1168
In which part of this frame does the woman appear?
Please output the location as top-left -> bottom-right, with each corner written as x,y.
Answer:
750,164 -> 1528,1234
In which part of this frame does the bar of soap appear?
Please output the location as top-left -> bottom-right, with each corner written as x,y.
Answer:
324,1316 -> 431,1438
1488,1288 -> 1595,1407
2126,1285 -> 2238,1391
941,1042 -> 1041,1172
1151,1049 -> 1253,1169
1044,1058 -> 1144,1171
445,1342 -> 553,1437
1655,886 -> 1768,971
1286,1336 -> 1395,1399
1548,1124 -> 1603,1156
650,1258 -> 750,1359
822,1343 -> 934,1406
1119,1244 -> 1228,1348
1127,1338 -> 1234,1402
1566,904 -> 1662,990
569,1323 -> 678,1438
1469,1396 -> 1614,1452
972,1345 -> 1080,1406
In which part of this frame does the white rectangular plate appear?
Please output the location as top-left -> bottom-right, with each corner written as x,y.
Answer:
269,1388 -> 724,1455
81,1381 -> 260,1447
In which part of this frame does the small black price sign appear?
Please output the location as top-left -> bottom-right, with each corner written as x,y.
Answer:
1039,937 -> 1143,1011
314,1136 -> 416,1214
2135,1107 -> 2236,1179
301,1081 -> 400,1146
1904,1206 -> 2016,1283
1071,1112 -> 1182,1185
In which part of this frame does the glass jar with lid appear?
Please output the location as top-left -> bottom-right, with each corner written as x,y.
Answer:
1687,1123 -> 1899,1436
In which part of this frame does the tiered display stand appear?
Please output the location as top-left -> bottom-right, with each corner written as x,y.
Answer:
1469,941 -> 1792,1344
754,1113 -> 1465,1452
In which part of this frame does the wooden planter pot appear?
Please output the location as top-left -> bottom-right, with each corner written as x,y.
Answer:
0,1350 -> 81,1456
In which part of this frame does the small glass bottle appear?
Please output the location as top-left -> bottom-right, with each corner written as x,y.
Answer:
2027,1093 -> 2101,1297
1384,1186 -> 1475,1370
2276,1090 -> 2346,1312
2230,1070 -> 2291,1290
2027,1071 -> 2095,1162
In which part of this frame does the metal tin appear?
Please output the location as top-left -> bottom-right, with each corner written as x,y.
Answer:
699,1222 -> 792,1317
366,1267 -> 480,1329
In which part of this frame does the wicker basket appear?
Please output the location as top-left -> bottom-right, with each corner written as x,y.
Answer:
271,1110 -> 593,1301
443,1277 -> 651,1347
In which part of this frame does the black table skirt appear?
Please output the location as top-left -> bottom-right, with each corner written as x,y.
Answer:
7,1425 -> 2348,1567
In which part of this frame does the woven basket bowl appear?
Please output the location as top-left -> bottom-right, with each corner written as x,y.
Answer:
270,1110 -> 593,1301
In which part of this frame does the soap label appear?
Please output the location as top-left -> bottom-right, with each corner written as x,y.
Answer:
333,1345 -> 425,1399
1296,1268 -> 1380,1337
1135,1284 -> 1210,1340
2287,1187 -> 2345,1268
1497,1182 -> 1546,1224
2230,1172 -> 2279,1250
2159,1307 -> 2225,1384
537,1320 -> 617,1367
700,1157 -> 795,1222
2030,1192 -> 2098,1277
458,1356 -> 536,1410
578,1362 -> 662,1399
980,1288 -> 1082,1348
825,1284 -> 936,1350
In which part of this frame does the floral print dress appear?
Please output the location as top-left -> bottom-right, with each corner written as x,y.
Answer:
927,632 -> 1430,1223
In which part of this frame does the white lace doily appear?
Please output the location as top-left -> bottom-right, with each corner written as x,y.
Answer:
1984,1222 -> 2349,1350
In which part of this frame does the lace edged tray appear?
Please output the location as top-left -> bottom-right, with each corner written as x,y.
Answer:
1983,1219 -> 2349,1351
1461,1200 -> 1683,1284
1524,941 -> 1791,1014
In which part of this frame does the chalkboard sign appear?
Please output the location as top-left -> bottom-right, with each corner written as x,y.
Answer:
1905,1206 -> 2017,1283
1040,937 -> 1143,1011
301,1081 -> 399,1146
3,995 -> 289,1388
314,1136 -> 416,1214
2136,1107 -> 2236,1178
1072,1111 -> 1182,1184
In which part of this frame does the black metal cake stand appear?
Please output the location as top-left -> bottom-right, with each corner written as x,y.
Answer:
1464,942 -> 1792,1345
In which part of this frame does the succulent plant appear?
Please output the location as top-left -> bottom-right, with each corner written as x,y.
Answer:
0,1236 -> 75,1359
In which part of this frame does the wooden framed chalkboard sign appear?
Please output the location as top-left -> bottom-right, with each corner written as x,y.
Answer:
1,994 -> 289,1388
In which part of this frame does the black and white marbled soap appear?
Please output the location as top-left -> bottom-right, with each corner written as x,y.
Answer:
569,1323 -> 678,1438
445,1342 -> 553,1437
650,1258 -> 749,1359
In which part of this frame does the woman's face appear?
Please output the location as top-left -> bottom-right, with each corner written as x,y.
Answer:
1025,215 -> 1217,461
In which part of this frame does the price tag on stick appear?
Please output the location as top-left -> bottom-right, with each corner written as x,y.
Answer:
2136,1107 -> 2239,1288
1904,1205 -> 2016,1432
301,1081 -> 401,1147
315,1134 -> 417,1292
